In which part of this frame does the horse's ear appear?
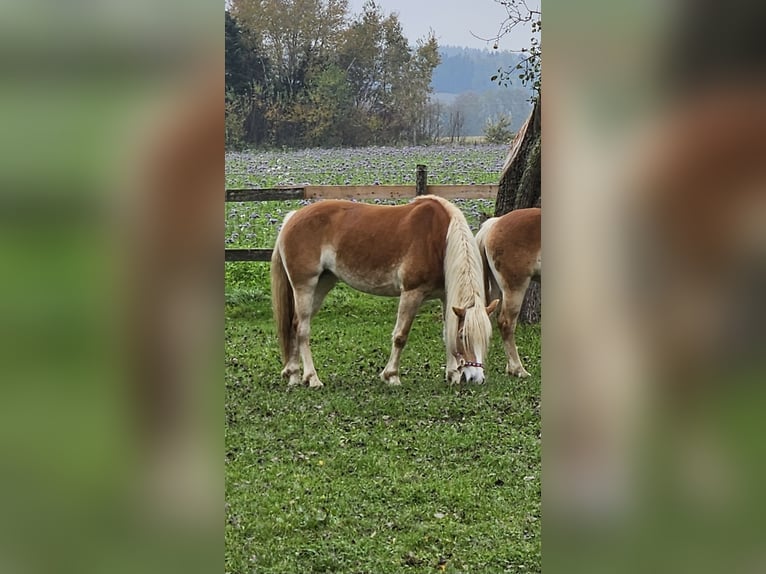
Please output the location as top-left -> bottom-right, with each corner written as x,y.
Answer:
486,299 -> 499,315
452,306 -> 466,319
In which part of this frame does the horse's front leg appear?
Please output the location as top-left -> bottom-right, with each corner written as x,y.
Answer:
380,290 -> 425,385
441,300 -> 461,384
446,355 -> 462,384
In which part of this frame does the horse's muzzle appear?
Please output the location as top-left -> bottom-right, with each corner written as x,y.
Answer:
461,364 -> 485,384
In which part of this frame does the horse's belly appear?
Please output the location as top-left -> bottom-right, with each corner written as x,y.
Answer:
338,269 -> 401,297
328,259 -> 401,297
323,246 -> 440,298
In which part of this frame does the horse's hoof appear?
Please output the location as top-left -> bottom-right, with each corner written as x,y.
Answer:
282,369 -> 302,386
305,374 -> 324,388
380,371 -> 401,386
506,364 -> 531,378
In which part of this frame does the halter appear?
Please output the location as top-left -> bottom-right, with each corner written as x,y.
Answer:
462,360 -> 484,369
457,354 -> 483,369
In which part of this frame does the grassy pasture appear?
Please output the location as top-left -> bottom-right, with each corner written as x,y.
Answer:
225,145 -> 541,573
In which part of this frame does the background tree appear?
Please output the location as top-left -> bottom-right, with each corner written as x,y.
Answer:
232,0 -> 348,98
424,99 -> 443,141
225,11 -> 251,97
231,0 -> 348,147
479,87 -> 531,132
449,91 -> 481,138
483,113 -> 514,144
336,1 -> 386,143
491,0 -> 541,323
301,64 -> 354,147
226,0 -> 440,148
447,108 -> 464,143
339,2 -> 439,144
402,36 -> 441,144
225,10 -> 270,147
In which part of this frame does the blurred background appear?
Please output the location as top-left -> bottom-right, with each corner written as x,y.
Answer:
543,0 -> 766,572
0,2 -> 220,573
1,0 -> 764,572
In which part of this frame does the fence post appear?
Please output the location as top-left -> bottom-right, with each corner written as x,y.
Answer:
416,164 -> 427,196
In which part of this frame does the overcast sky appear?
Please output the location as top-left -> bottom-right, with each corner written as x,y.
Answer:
344,0 -> 537,51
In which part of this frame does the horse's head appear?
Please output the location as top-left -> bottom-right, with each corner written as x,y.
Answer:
451,298 -> 499,383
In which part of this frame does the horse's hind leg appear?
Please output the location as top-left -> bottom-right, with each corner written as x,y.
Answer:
281,336 -> 302,387
498,277 -> 532,378
293,282 -> 324,388
380,290 -> 425,385
280,292 -> 302,387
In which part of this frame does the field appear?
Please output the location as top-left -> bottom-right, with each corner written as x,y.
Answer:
225,145 -> 541,573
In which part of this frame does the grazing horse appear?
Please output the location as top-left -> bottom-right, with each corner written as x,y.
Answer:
271,195 -> 498,388
476,208 -> 541,378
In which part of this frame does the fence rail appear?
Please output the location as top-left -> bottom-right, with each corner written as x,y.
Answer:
226,248 -> 273,262
225,184 -> 498,204
225,165 -> 498,263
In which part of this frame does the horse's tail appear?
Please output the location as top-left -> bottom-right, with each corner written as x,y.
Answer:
271,212 -> 296,363
476,217 -> 500,305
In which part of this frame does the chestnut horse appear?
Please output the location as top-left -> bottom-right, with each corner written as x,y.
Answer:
271,195 -> 498,388
476,208 -> 541,378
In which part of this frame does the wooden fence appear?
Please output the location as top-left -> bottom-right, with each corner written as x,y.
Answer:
225,165 -> 498,262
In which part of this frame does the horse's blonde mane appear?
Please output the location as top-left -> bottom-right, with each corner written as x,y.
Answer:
415,195 -> 493,359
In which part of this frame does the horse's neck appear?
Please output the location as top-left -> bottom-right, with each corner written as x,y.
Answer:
446,269 -> 481,304
444,219 -> 483,309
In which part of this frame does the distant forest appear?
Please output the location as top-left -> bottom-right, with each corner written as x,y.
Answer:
225,1 -> 532,149
432,46 -> 533,135
433,46 -> 526,94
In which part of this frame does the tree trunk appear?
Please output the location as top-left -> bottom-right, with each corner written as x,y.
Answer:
494,99 -> 541,324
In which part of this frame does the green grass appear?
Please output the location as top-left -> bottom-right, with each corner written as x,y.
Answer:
226,285 -> 541,573
225,146 -> 540,573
